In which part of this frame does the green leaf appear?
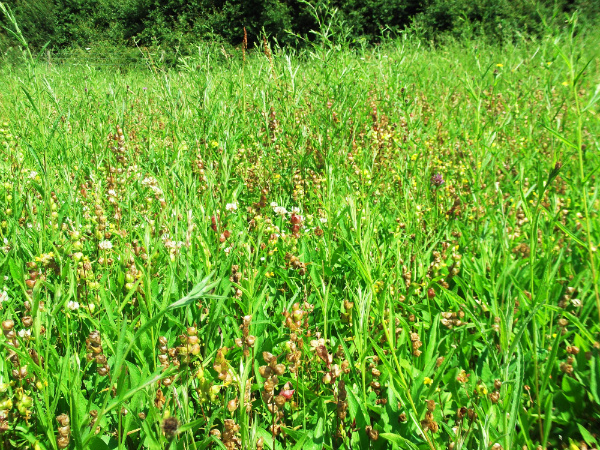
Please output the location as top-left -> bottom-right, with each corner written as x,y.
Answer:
590,356 -> 600,404
561,375 -> 584,409
380,433 -> 419,450
506,345 -> 523,450
577,423 -> 599,446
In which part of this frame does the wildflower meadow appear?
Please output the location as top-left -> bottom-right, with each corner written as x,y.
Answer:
0,6 -> 599,450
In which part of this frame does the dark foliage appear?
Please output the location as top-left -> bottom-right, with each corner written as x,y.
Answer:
0,0 -> 598,53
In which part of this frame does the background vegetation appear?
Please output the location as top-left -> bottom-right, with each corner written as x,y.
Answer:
0,0 -> 599,59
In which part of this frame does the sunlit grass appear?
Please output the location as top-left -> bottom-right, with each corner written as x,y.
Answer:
0,18 -> 599,450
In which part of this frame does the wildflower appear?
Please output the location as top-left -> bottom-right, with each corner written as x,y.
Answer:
0,290 -> 8,304
273,206 -> 288,215
476,383 -> 488,396
496,63 -> 503,68
67,301 -> 80,311
430,173 -> 444,189
225,202 -> 238,212
424,377 -> 433,385
456,369 -> 469,383
98,240 -> 112,250
18,329 -> 31,339
270,202 -> 278,207
29,171 -> 38,179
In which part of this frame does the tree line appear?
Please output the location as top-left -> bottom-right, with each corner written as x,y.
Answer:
1,0 -> 598,55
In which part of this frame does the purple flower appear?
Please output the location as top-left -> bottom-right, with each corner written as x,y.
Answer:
430,173 -> 444,188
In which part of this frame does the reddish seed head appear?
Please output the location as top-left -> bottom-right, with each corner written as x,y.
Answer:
427,288 -> 435,299
279,389 -> 294,400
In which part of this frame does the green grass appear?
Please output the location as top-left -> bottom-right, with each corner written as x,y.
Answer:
0,16 -> 599,450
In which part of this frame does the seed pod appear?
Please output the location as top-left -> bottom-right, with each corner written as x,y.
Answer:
227,398 -> 239,412
56,414 -> 70,427
263,379 -> 275,392
467,409 -> 476,421
259,366 -> 271,378
567,346 -> 580,355
57,436 -> 70,449
489,391 -> 500,404
274,364 -> 285,376
274,395 -> 287,408
190,344 -> 201,355
2,320 -> 14,333
365,426 -> 379,441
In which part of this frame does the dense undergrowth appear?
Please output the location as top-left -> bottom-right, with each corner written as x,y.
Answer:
0,12 -> 599,450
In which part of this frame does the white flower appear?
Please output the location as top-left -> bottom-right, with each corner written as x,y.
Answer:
18,329 -> 31,338
273,206 -> 288,215
141,176 -> 157,186
150,185 -> 163,195
319,217 -> 327,223
0,290 -> 8,303
571,298 -> 582,307
107,189 -> 116,196
29,171 -> 38,179
226,202 -> 238,212
290,206 -> 300,214
67,301 -> 80,311
98,240 -> 113,250
224,247 -> 232,254
270,202 -> 278,207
